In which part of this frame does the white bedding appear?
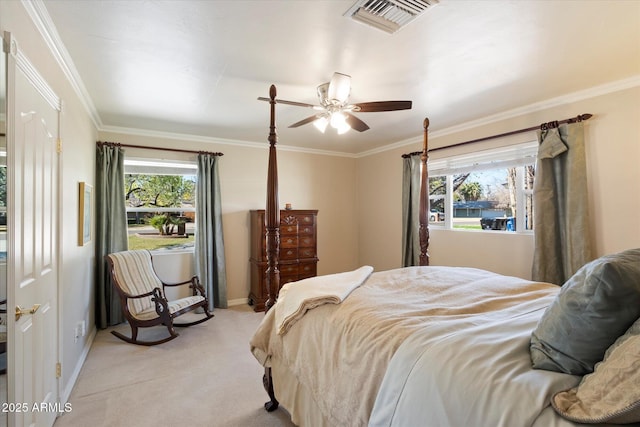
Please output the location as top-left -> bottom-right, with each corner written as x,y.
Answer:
250,266 -> 618,427
369,296 -> 580,427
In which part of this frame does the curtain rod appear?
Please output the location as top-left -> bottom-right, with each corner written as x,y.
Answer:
402,113 -> 592,158
97,141 -> 224,156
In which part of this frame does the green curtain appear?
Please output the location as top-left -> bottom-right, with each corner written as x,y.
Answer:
195,153 -> 227,309
532,122 -> 593,284
401,155 -> 422,267
95,144 -> 128,328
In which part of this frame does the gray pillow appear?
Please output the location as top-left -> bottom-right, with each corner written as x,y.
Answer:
530,247 -> 640,375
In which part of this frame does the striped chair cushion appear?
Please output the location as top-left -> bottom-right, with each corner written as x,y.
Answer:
109,250 -> 164,316
133,295 -> 205,321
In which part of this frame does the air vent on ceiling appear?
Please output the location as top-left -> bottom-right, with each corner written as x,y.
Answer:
344,0 -> 439,34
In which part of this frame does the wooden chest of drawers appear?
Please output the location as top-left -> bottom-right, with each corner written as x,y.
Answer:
248,209 -> 318,312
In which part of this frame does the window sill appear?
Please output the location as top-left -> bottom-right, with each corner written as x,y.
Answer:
149,247 -> 195,255
431,227 -> 534,236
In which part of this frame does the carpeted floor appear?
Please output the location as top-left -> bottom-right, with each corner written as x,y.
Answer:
53,305 -> 296,427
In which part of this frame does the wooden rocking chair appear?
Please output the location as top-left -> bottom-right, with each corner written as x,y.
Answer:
106,250 -> 214,345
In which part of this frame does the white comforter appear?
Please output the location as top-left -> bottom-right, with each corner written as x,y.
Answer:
369,294 -> 580,427
250,266 -> 591,427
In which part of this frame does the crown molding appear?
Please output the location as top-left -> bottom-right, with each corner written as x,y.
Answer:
356,74 -> 640,158
21,0 -> 102,128
99,125 -> 358,158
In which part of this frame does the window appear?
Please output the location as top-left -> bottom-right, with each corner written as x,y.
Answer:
124,158 -> 197,250
427,142 -> 537,233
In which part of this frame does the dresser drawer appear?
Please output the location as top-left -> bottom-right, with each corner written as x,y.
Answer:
279,263 -> 298,276
299,235 -> 315,247
281,223 -> 298,235
280,247 -> 298,260
299,247 -> 316,258
298,224 -> 315,235
254,263 -> 299,277
298,214 -> 315,226
299,262 -> 317,278
281,236 -> 298,248
262,235 -> 298,254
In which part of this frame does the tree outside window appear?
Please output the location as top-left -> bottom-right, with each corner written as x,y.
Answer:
429,165 -> 534,232
125,173 -> 197,250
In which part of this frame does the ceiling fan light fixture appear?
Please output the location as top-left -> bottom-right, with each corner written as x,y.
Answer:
330,112 -> 351,134
327,73 -> 351,104
337,121 -> 351,135
313,116 -> 329,133
330,111 -> 348,129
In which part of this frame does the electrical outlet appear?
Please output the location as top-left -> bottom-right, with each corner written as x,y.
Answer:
74,321 -> 86,343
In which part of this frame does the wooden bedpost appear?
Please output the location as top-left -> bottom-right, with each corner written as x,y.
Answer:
419,117 -> 430,266
265,84 -> 281,312
263,85 -> 280,413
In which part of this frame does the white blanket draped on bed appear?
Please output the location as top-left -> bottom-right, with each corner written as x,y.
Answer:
250,266 -> 584,427
275,265 -> 373,335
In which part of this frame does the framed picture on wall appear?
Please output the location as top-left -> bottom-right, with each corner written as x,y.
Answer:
78,182 -> 93,246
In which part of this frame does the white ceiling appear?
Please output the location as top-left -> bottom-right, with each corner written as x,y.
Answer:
38,0 -> 640,155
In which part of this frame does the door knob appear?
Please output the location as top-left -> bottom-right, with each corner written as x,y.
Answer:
15,304 -> 41,321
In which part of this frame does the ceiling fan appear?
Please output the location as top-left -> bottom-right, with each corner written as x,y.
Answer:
258,72 -> 412,134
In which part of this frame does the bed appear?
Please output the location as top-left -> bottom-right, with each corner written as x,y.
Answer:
250,85 -> 640,426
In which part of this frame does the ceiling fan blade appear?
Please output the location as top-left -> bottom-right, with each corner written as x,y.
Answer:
353,100 -> 412,112
289,115 -> 322,128
345,113 -> 370,132
328,72 -> 351,104
257,97 -> 317,108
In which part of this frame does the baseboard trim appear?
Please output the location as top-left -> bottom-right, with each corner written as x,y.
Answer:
60,327 -> 97,404
227,298 -> 248,307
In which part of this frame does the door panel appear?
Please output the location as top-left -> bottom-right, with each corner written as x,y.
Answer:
8,36 -> 60,427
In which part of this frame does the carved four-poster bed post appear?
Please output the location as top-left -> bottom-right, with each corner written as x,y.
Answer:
419,117 -> 430,266
263,84 -> 280,412
260,84 -> 430,412
265,84 -> 281,313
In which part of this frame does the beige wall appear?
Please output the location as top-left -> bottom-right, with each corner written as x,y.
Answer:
98,131 -> 360,303
356,86 -> 640,278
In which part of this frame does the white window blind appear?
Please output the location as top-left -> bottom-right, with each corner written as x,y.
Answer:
428,141 -> 538,176
124,158 -> 197,175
